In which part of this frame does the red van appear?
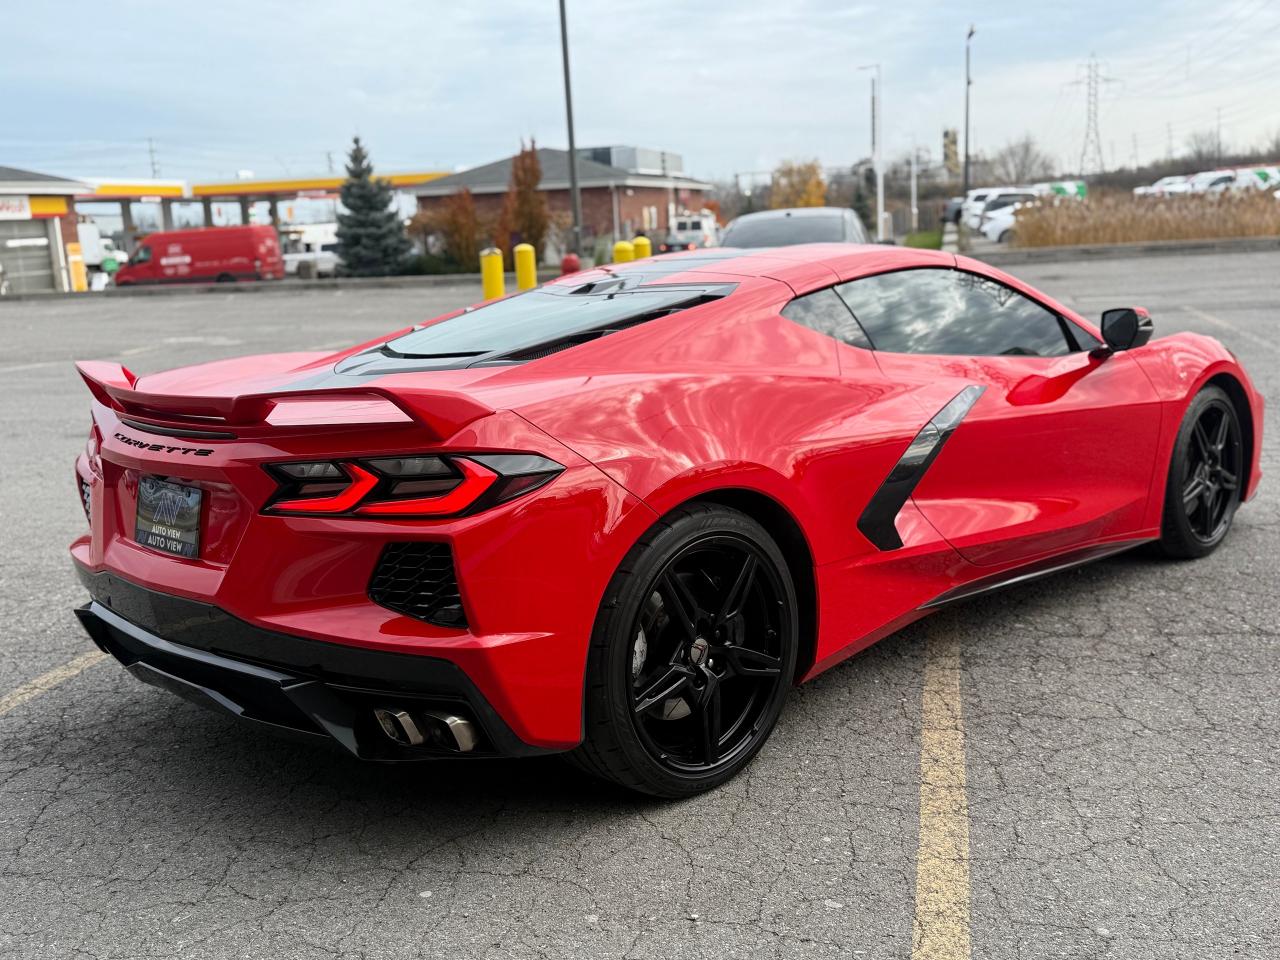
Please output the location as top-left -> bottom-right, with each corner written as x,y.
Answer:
115,225 -> 284,285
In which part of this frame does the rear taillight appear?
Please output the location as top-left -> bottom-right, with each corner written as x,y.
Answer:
264,453 -> 562,518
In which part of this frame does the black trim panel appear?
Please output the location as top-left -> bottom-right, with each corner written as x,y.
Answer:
857,385 -> 986,550
119,417 -> 238,440
920,539 -> 1150,609
74,568 -> 555,759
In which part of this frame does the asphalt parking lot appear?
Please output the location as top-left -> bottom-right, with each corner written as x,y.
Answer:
1,251 -> 1276,960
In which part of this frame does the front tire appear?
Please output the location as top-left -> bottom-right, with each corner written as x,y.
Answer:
571,503 -> 798,797
1157,385 -> 1244,558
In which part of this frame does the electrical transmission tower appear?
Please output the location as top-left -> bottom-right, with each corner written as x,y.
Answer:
1077,55 -> 1110,175
148,138 -> 160,178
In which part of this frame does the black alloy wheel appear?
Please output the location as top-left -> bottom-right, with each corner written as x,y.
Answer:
628,535 -> 788,772
572,504 -> 798,797
1158,385 -> 1245,558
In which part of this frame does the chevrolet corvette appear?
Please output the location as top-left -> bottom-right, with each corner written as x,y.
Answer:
71,245 -> 1263,797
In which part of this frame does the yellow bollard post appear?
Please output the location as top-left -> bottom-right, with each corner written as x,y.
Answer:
631,236 -> 652,259
65,242 -> 89,292
612,239 -> 635,263
480,247 -> 505,300
513,243 -> 537,290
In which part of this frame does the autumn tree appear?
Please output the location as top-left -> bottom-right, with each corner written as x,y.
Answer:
992,135 -> 1055,184
494,140 -> 550,260
770,160 -> 826,208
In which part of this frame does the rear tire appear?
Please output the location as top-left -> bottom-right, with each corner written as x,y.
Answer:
215,273 -> 235,283
570,503 -> 798,798
1156,385 -> 1244,559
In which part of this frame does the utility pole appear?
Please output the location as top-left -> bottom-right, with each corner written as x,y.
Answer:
558,0 -> 583,255
148,138 -> 160,178
909,144 -> 918,233
963,25 -> 975,199
859,63 -> 884,240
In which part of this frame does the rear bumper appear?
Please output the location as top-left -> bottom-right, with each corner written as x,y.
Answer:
75,568 -> 555,760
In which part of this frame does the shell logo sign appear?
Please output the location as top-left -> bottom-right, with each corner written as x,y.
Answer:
0,196 -> 33,221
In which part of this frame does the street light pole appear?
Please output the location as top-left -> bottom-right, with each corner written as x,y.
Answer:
558,0 -> 583,255
963,25 -> 975,199
859,63 -> 884,240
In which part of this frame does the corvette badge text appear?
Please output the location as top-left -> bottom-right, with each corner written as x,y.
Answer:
114,432 -> 213,456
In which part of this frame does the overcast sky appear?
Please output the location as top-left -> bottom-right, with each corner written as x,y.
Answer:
5,0 -> 1279,185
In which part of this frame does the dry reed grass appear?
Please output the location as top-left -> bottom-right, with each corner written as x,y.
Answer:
1013,190 -> 1280,247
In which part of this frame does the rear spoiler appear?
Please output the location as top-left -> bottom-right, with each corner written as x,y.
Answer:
75,360 -> 495,440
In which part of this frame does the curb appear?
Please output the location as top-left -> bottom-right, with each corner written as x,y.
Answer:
0,270 -> 565,304
969,235 -> 1280,267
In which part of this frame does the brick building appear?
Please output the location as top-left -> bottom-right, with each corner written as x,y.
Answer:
413,147 -> 710,259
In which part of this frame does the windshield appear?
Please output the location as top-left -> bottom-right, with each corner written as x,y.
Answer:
381,285 -> 730,362
721,215 -> 844,247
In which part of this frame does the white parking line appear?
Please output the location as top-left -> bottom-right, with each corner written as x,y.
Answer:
912,631 -> 971,960
0,360 -> 61,374
1183,306 -> 1276,354
0,652 -> 106,718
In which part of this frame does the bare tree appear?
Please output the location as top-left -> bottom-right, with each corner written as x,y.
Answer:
1185,129 -> 1223,164
992,135 -> 1055,184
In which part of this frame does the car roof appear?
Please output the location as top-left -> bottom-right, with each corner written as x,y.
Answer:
727,207 -> 850,223
545,243 -> 957,293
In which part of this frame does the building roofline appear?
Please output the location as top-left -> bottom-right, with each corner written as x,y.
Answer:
415,175 -> 712,197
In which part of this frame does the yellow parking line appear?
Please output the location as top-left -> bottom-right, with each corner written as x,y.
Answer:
0,652 -> 106,718
912,631 -> 971,960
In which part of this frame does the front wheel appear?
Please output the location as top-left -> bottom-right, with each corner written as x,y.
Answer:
1157,385 -> 1244,558
571,503 -> 798,797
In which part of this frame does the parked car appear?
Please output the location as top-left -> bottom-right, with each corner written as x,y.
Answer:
943,196 -> 965,224
659,213 -> 719,253
1134,175 -> 1189,197
1184,170 -> 1237,194
284,243 -> 342,278
114,225 -> 284,286
719,207 -> 869,247
962,187 -> 1030,231
71,244 -> 1264,797
979,199 -> 1036,243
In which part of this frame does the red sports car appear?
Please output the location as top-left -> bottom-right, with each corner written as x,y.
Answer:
71,245 -> 1263,797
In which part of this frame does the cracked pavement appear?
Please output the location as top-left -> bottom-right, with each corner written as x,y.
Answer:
0,253 -> 1276,959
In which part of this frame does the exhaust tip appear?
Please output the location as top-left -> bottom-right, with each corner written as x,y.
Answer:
374,708 -> 425,747
422,711 -> 479,753
373,707 -> 479,753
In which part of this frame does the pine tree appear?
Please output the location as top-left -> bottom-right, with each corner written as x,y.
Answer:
335,136 -> 411,276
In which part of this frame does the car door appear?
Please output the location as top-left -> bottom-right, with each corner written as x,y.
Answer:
837,266 -> 1163,566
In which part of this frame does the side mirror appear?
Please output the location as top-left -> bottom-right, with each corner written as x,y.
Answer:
1100,307 -> 1154,351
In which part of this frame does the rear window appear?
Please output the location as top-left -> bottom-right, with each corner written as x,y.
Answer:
363,284 -> 734,369
721,215 -> 845,247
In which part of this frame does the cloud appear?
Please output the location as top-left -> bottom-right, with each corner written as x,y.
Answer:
2,0 -> 1277,181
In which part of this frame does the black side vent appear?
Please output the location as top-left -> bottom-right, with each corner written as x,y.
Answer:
368,542 -> 467,628
79,479 -> 92,521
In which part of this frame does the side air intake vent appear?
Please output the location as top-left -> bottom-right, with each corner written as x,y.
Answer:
368,542 -> 467,628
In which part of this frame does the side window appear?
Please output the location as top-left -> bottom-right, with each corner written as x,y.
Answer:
835,268 -> 1085,357
132,244 -> 152,265
780,287 -> 873,350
